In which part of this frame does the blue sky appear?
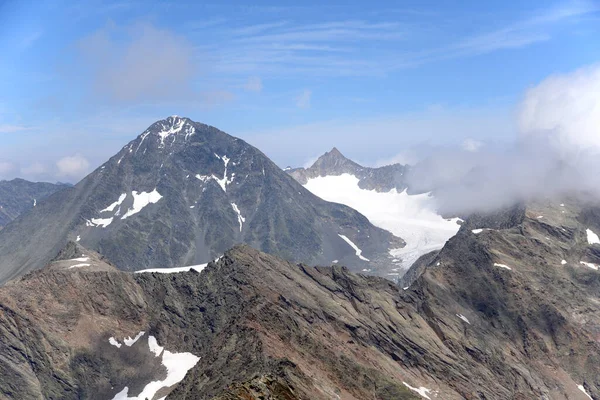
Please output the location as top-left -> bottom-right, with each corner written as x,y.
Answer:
0,0 -> 599,181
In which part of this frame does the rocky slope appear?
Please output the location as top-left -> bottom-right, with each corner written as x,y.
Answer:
0,179 -> 69,228
287,147 -> 410,192
0,116 -> 402,284
1,197 -> 600,399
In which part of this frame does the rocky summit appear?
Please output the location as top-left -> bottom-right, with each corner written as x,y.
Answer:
287,147 -> 410,193
0,117 -> 403,284
1,196 -> 600,400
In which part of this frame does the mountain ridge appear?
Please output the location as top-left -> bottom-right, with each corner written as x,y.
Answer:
0,116 -> 403,284
287,147 -> 410,193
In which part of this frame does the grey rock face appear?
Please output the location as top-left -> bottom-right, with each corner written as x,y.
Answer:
0,117 -> 403,284
0,178 -> 69,228
287,147 -> 410,192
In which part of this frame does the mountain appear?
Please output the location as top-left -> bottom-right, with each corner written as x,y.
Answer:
288,147 -> 409,192
1,201 -> 599,400
0,178 -> 69,228
0,116 -> 403,284
287,148 -> 461,276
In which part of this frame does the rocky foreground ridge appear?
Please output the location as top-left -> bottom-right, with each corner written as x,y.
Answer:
1,197 -> 599,399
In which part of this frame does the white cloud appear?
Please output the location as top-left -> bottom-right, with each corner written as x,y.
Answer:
296,89 -> 312,108
56,154 -> 90,179
518,64 -> 600,156
462,138 -> 483,152
76,22 -> 196,102
243,76 -> 263,92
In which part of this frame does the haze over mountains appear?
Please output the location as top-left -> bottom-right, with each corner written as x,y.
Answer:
0,179 -> 69,228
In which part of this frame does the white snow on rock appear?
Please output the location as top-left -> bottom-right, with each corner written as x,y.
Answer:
586,229 -> 600,245
231,203 -> 245,232
402,382 -> 432,399
108,337 -> 122,348
121,189 -> 163,220
66,257 -> 89,262
578,384 -> 593,400
493,263 -> 512,270
124,331 -> 146,347
195,155 -> 234,192
304,174 -> 460,270
86,217 -> 113,228
338,234 -> 370,261
456,314 -> 470,324
76,235 -> 81,242
135,263 -> 208,274
561,260 -> 567,265
111,335 -> 200,400
157,117 -> 185,148
33,199 -> 36,207
68,263 -> 91,269
101,193 -> 127,213
472,229 -> 484,234
580,261 -> 599,270
148,335 -> 164,357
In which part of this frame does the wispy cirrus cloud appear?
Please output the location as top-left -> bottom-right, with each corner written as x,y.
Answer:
0,124 -> 31,133
199,2 -> 598,78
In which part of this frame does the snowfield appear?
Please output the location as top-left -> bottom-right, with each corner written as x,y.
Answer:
111,332 -> 200,400
304,174 -> 460,271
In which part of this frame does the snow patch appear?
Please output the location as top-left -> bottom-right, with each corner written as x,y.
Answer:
112,335 -> 200,400
304,174 -> 460,270
402,382 -> 432,399
586,229 -> 600,245
135,263 -> 208,274
124,331 -> 146,347
338,234 -> 370,261
195,155 -> 234,192
86,217 -> 113,228
33,198 -> 36,207
68,263 -> 90,269
561,259 -> 567,265
231,203 -> 245,232
493,263 -> 512,270
76,235 -> 81,242
580,261 -> 599,270
108,337 -> 122,348
101,193 -> 127,213
578,384 -> 593,400
456,314 -> 470,324
121,189 -> 163,219
472,229 -> 484,234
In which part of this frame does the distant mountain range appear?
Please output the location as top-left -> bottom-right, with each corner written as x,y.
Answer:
0,179 -> 69,228
0,116 -> 403,284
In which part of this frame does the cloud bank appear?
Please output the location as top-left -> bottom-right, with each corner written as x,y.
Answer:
407,64 -> 600,214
